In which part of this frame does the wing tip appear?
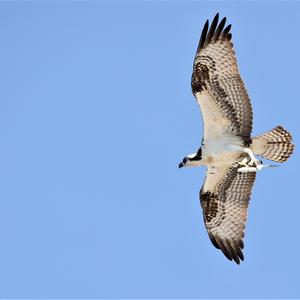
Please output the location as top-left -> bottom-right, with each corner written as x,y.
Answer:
209,234 -> 245,265
196,13 -> 232,53
197,19 -> 209,52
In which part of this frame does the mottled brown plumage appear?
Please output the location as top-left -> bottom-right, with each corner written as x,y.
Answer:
200,165 -> 256,264
181,13 -> 294,264
192,13 -> 253,143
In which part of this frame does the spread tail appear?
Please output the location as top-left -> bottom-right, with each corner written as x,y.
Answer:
251,126 -> 294,163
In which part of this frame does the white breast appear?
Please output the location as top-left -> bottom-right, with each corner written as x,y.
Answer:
202,135 -> 244,165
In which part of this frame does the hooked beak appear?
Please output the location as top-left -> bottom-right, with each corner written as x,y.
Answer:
178,162 -> 183,169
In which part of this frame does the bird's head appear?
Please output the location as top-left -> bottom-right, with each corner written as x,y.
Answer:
178,148 -> 202,168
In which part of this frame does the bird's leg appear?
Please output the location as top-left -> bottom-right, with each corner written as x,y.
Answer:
237,149 -> 262,173
237,157 -> 248,167
237,156 -> 257,173
243,148 -> 261,167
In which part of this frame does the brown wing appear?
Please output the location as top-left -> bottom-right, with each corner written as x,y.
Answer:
200,164 -> 256,264
192,13 -> 253,144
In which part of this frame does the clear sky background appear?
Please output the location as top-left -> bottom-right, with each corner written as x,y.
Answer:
1,1 -> 299,298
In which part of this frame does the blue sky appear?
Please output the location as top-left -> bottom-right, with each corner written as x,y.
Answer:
1,1 -> 299,298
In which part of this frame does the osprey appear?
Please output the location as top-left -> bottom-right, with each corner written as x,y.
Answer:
179,13 -> 294,264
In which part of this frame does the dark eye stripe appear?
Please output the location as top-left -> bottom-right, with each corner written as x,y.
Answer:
190,148 -> 202,161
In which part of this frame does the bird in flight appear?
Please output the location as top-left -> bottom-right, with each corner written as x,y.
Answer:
178,13 -> 294,264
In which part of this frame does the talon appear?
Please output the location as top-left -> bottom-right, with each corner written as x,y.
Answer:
248,158 -> 261,167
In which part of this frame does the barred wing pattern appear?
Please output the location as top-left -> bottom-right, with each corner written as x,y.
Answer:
200,164 -> 256,264
192,13 -> 253,144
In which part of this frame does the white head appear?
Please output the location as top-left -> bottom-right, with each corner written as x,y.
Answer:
178,148 -> 202,168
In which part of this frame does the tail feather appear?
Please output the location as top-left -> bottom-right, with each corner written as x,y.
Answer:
251,126 -> 294,163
